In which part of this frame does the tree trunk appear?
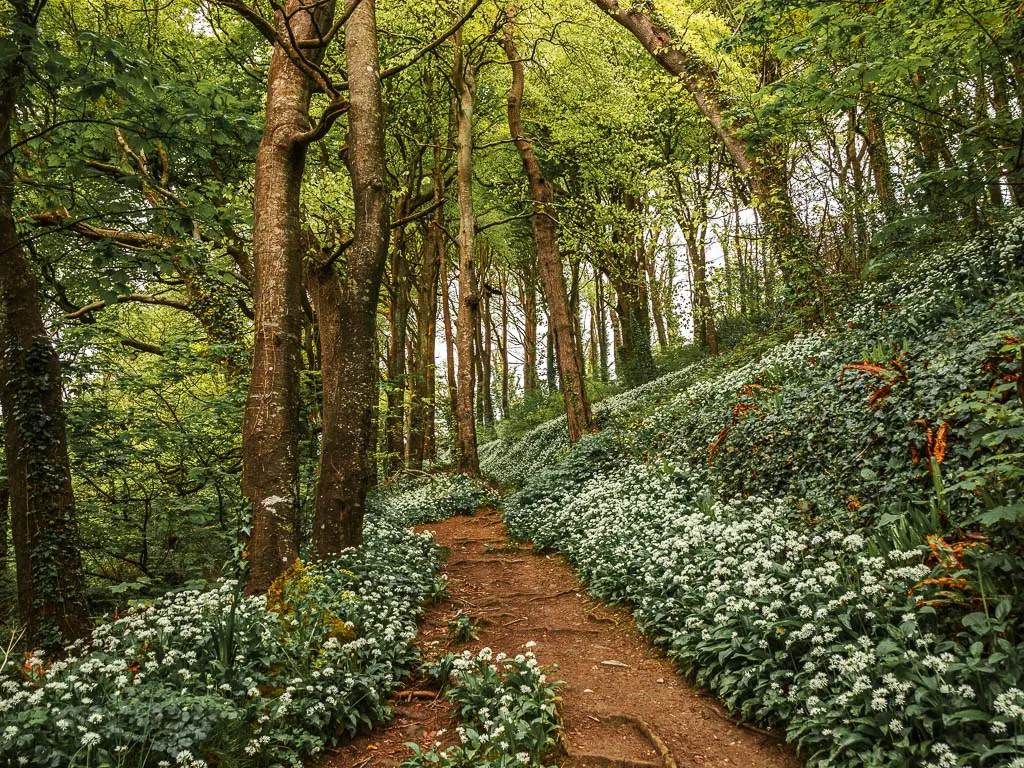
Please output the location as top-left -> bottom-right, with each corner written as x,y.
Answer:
0,475 -> 8,571
480,289 -> 495,426
312,0 -> 390,557
521,271 -> 539,394
595,270 -> 609,382
385,203 -> 410,475
503,17 -> 595,441
645,229 -> 669,352
546,319 -> 558,391
499,271 -> 510,417
244,0 -> 335,592
685,228 -> 717,354
453,34 -> 480,475
440,252 -> 459,433
862,105 -> 896,219
408,166 -> 443,470
0,7 -> 91,649
588,301 -> 598,375
607,195 -> 657,386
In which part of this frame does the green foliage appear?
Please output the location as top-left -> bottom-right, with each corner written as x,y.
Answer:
486,218 -> 1024,766
447,611 -> 480,645
0,471 -> 496,766
372,473 -> 499,525
404,646 -> 562,768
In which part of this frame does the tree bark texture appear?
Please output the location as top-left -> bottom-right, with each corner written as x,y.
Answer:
385,201 -> 410,475
521,271 -> 539,394
503,18 -> 595,441
244,0 -> 336,592
0,6 -> 91,648
453,34 -> 480,475
408,174 -> 443,470
312,0 -> 390,557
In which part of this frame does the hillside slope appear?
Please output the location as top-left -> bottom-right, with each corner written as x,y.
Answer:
480,219 -> 1024,767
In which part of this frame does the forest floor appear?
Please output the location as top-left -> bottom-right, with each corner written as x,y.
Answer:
316,507 -> 800,768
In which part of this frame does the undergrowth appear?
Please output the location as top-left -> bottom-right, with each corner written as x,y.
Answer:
484,218 -> 1024,767
0,474 -> 492,767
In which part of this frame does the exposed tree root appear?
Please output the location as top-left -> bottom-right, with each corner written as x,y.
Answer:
561,753 -> 661,768
395,690 -> 438,701
702,705 -> 780,740
525,589 -> 578,602
609,715 -> 678,768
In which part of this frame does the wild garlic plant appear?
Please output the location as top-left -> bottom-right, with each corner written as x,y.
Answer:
486,219 -> 1024,767
0,474 -> 492,767
403,644 -> 562,768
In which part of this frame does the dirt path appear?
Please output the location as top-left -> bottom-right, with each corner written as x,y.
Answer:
317,508 -> 800,768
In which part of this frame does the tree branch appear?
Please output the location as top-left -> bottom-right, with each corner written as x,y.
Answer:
379,0 -> 485,81
67,294 -> 190,320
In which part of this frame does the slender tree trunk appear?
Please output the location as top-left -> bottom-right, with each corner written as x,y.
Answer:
609,284 -> 622,375
440,252 -> 459,433
503,17 -> 595,441
990,64 -> 1023,206
1,6 -> 90,649
0,475 -> 8,571
385,207 -> 410,475
862,103 -> 896,219
546,317 -> 557,391
588,303 -> 598,375
521,271 -> 539,394
500,271 -> 510,417
685,229 -> 717,354
607,195 -> 657,386
244,0 -> 335,591
481,290 -> 495,426
595,270 -> 609,382
453,34 -> 480,475
645,230 -> 669,352
408,173 -> 443,470
312,0 -> 390,556
663,241 -> 679,342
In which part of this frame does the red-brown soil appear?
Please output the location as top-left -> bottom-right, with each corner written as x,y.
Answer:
316,508 -> 801,768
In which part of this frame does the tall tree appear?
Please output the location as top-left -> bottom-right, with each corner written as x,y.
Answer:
0,0 -> 90,649
240,0 -> 336,592
313,0 -> 391,555
385,196 -> 412,475
588,0 -> 820,321
503,13 -> 595,442
453,29 -> 481,476
408,149 -> 445,470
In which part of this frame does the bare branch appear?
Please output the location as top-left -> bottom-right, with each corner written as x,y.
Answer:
379,0 -> 485,81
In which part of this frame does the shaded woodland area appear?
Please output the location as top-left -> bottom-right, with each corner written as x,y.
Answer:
1,0 -> 1023,766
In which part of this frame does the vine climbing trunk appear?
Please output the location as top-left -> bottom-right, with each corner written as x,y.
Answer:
312,0 -> 391,556
453,31 -> 480,476
502,15 -> 595,442
0,1 -> 91,649
243,0 -> 335,593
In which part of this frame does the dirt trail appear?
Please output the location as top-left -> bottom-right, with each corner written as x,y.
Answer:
317,508 -> 800,768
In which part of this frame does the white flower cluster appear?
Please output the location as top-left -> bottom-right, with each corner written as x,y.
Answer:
372,472 -> 497,525
0,478 -> 475,767
504,456 -> 1024,765
404,644 -> 560,768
